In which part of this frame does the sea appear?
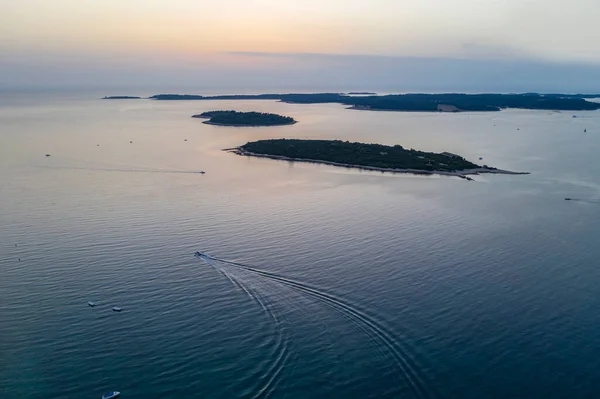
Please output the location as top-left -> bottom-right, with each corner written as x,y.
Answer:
1,90 -> 600,398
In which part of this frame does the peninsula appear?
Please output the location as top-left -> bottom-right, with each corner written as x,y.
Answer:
103,96 -> 141,99
151,93 -> 600,112
192,110 -> 296,126
228,139 -> 528,179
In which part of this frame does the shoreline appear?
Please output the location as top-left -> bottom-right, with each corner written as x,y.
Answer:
151,93 -> 600,111
192,114 -> 297,127
227,148 -> 530,180
347,105 -> 483,113
201,120 -> 297,127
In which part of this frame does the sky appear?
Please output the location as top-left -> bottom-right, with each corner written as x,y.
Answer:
2,0 -> 600,92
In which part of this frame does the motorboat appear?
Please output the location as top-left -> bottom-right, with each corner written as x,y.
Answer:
194,251 -> 205,258
565,198 -> 572,201
112,307 -> 123,312
102,391 -> 120,399
88,301 -> 96,307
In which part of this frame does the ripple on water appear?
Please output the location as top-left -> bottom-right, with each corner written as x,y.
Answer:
199,254 -> 441,398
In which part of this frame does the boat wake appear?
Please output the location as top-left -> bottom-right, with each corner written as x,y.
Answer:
38,165 -> 203,174
566,198 -> 600,205
198,254 -> 291,399
195,252 -> 439,399
37,156 -> 204,175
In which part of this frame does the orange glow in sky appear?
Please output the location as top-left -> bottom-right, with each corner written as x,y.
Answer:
3,0 -> 600,64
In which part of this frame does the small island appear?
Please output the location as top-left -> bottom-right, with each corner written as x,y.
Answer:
348,92 -> 377,95
228,139 -> 528,180
192,110 -> 296,126
103,96 -> 141,99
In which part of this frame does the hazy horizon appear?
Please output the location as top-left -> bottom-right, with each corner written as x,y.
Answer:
2,1 -> 600,92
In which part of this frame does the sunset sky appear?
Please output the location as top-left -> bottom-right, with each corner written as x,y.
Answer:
2,0 -> 600,91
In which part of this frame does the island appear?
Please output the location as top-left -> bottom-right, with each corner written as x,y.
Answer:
103,96 -> 141,99
348,92 -> 377,95
192,110 -> 296,126
151,93 -> 600,112
227,139 -> 529,180
152,93 -> 342,103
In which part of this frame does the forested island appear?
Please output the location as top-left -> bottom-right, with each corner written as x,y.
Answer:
152,93 -> 341,103
151,93 -> 600,112
103,96 -> 141,99
229,139 -> 528,179
192,110 -> 296,126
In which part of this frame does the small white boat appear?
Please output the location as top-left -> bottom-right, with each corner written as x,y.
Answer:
112,307 -> 123,312
88,301 -> 96,307
102,391 -> 120,399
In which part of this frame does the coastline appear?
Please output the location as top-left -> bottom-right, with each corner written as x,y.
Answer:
346,105 -> 490,113
149,93 -> 600,111
192,113 -> 297,127
202,120 -> 297,127
227,147 -> 529,180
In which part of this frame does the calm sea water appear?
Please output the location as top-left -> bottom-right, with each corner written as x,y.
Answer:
1,91 -> 600,398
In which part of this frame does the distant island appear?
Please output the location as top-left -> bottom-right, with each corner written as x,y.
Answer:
348,92 -> 377,95
192,110 -> 296,126
151,93 -> 342,103
228,139 -> 529,180
103,96 -> 141,99
151,93 -> 600,112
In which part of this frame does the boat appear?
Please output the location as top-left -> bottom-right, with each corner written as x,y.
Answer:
88,301 -> 96,307
112,307 -> 123,312
200,171 -> 206,174
102,391 -> 120,399
195,251 -> 212,259
565,198 -> 572,201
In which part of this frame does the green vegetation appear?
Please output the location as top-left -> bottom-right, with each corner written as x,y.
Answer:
192,110 -> 296,126
346,93 -> 600,111
153,94 -> 279,100
239,139 -> 481,172
540,93 -> 600,99
152,93 -> 342,103
151,93 -> 600,111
